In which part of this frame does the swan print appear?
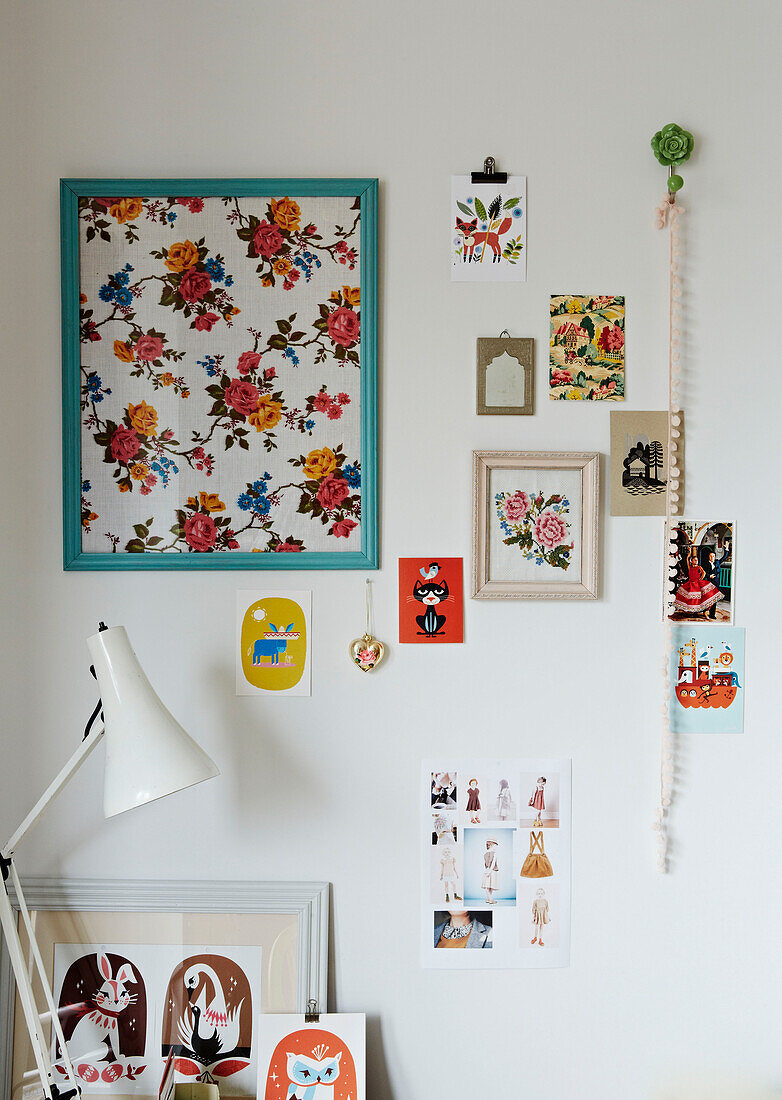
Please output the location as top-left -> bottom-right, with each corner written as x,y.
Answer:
162,953 -> 254,1088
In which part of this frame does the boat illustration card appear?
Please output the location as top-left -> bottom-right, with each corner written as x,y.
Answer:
610,410 -> 669,515
666,520 -> 734,624
669,626 -> 745,733
258,1013 -> 365,1100
549,295 -> 625,401
236,590 -> 311,696
398,558 -> 464,643
451,176 -> 526,282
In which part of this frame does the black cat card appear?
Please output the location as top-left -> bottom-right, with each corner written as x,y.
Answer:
398,558 -> 464,643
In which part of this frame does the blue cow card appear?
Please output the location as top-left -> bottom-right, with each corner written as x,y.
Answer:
236,590 -> 312,696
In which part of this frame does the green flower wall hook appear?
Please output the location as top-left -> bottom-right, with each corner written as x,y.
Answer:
651,123 -> 694,194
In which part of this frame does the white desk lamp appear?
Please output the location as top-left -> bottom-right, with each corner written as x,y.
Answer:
0,623 -> 220,1099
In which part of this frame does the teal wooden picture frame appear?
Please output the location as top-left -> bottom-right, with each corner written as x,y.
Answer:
61,177 -> 379,570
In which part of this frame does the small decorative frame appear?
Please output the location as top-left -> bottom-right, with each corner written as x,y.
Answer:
476,334 -> 534,415
472,450 -> 599,599
0,878 -> 329,1097
61,178 -> 378,570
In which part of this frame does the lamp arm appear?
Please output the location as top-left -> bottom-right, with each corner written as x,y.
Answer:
2,724 -> 104,863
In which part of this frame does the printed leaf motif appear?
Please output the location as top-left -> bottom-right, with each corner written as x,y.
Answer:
474,196 -> 488,222
456,201 -> 474,216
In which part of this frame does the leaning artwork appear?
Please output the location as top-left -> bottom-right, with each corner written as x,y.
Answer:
549,294 -> 625,401
450,176 -> 527,282
258,1013 -> 365,1100
609,410 -> 670,516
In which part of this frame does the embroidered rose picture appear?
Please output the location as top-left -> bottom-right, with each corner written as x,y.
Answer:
66,183 -> 377,565
495,491 -> 573,570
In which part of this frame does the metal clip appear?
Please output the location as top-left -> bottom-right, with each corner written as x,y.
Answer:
305,998 -> 319,1023
471,156 -> 508,184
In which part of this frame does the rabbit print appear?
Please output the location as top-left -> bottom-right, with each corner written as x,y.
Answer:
67,952 -> 139,1064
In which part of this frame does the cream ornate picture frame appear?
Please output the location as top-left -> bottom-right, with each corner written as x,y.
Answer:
472,451 -> 599,599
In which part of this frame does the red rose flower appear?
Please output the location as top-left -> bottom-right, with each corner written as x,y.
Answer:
110,426 -> 141,463
327,405 -> 343,419
237,351 -> 261,375
275,540 -> 303,552
252,220 -> 283,259
184,512 -> 217,552
312,393 -> 331,413
227,539 -> 240,549
187,198 -> 204,213
178,269 -> 212,302
331,518 -> 357,539
316,475 -> 350,510
224,377 -> 260,417
264,366 -> 276,381
194,311 -> 219,332
336,392 -> 350,405
327,306 -> 360,347
134,334 -> 164,361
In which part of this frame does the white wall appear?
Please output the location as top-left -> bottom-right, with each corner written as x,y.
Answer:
1,2 -> 781,1097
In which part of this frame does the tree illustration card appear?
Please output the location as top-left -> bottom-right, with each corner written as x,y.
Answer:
669,626 -> 745,734
451,176 -> 526,282
398,558 -> 464,643
258,1013 -> 365,1100
549,295 -> 625,400
52,942 -> 262,1095
666,520 -> 734,624
610,410 -> 669,516
236,590 -> 312,695
422,760 -> 572,969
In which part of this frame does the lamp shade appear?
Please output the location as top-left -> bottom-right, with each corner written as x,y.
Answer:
87,625 -> 220,818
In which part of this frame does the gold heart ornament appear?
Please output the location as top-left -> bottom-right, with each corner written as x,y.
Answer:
349,633 -> 386,673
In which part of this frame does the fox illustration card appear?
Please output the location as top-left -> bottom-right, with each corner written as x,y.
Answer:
398,558 -> 464,643
451,176 -> 527,282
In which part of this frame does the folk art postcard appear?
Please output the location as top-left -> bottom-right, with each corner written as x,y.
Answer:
51,942 -> 262,1095
666,520 -> 734,625
422,760 -> 572,969
398,558 -> 464,643
236,590 -> 312,696
609,410 -> 670,516
257,1013 -> 365,1100
669,626 -> 745,734
450,176 -> 527,282
549,294 -> 625,400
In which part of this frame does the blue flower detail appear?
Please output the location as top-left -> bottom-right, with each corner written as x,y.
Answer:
512,207 -> 522,218
167,212 -> 177,222
124,263 -> 133,271
224,275 -> 233,286
237,493 -> 254,511
99,284 -> 115,302
114,288 -> 132,307
82,480 -> 91,492
466,197 -> 474,204
252,478 -> 268,493
343,463 -> 361,487
480,223 -> 488,231
204,258 -> 224,280
114,270 -> 130,286
253,496 -> 271,516
305,419 -> 315,430
87,374 -> 102,393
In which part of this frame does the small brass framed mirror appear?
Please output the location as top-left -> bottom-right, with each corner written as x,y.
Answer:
476,333 -> 534,416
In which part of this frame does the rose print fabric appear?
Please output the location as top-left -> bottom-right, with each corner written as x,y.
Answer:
78,194 -> 363,554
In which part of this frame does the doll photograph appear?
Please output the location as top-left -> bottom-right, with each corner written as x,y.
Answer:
462,827 -> 516,907
518,771 -> 560,828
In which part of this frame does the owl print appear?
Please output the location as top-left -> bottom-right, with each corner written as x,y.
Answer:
262,1025 -> 360,1100
286,1047 -> 342,1098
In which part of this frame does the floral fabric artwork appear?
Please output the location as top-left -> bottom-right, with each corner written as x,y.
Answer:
451,175 -> 527,282
549,295 -> 625,401
66,183 -> 376,565
495,491 -> 573,571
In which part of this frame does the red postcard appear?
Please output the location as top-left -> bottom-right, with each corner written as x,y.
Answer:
398,558 -> 464,643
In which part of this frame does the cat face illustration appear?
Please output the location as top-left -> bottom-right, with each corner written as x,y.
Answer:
414,580 -> 449,606
456,217 -> 477,238
286,1050 -> 342,1087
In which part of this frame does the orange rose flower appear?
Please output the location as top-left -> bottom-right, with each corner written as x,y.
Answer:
79,292 -> 88,304
165,240 -> 200,272
127,400 -> 158,437
248,395 -> 283,432
342,286 -> 361,307
273,256 -> 292,276
198,491 -> 226,513
270,196 -> 301,232
303,446 -> 337,480
109,198 -> 144,224
113,340 -> 135,363
187,496 -> 199,508
130,463 -> 149,481
160,372 -> 174,386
